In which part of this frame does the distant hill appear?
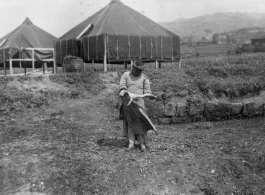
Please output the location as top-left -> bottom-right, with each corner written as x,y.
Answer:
160,12 -> 265,42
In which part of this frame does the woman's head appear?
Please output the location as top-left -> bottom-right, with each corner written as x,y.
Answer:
132,60 -> 144,76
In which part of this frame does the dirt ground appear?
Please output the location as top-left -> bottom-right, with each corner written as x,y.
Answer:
0,73 -> 265,195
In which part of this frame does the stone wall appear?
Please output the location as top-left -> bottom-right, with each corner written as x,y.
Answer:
146,90 -> 265,125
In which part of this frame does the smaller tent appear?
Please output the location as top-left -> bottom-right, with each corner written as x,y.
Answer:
0,17 -> 57,75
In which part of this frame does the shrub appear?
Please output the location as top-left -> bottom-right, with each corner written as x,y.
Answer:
49,72 -> 106,96
206,66 -> 229,78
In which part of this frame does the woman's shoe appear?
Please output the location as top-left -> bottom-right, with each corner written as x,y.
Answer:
127,143 -> 135,150
140,144 -> 146,152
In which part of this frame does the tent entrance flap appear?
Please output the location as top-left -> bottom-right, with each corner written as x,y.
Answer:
0,39 -> 7,47
76,24 -> 94,40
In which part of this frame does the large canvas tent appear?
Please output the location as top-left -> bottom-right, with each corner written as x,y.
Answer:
55,0 -> 180,69
0,17 -> 57,75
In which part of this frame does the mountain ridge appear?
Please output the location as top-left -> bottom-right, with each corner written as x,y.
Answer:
159,12 -> 265,41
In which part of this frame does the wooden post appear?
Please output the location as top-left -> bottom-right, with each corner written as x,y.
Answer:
9,56 -> 13,75
178,57 -> 182,68
52,62 -> 54,74
43,62 -> 47,74
124,62 -> 127,69
131,61 -> 133,69
63,59 -> 66,77
92,60 -> 95,71
43,62 -> 45,74
104,34 -> 107,72
63,61 -> 65,75
24,63 -> 26,75
155,61 -> 159,69
3,49 -> 6,77
22,51 -> 26,75
53,49 -> 57,74
159,61 -> 162,69
19,51 -> 22,68
32,49 -> 35,72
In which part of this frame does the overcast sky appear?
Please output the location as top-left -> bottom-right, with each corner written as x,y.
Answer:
0,0 -> 265,38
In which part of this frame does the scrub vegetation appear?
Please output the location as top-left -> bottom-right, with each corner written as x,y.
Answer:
0,53 -> 265,195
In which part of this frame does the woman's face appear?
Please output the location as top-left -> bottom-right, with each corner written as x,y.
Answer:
132,67 -> 142,77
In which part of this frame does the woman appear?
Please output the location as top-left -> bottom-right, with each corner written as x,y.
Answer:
119,60 -> 157,152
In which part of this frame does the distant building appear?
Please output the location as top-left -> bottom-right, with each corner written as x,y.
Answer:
250,35 -> 265,45
213,33 -> 234,44
197,37 -> 212,45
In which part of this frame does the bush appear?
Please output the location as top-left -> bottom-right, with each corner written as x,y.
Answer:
252,43 -> 265,52
206,66 -> 229,78
145,65 -> 198,94
168,54 -> 265,99
49,72 -> 106,96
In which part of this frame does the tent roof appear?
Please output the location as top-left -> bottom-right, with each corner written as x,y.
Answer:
0,17 -> 57,50
60,0 -> 178,40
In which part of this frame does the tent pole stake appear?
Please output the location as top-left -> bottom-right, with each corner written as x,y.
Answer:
104,34 -> 107,72
53,47 -> 57,74
32,49 -> 35,72
155,61 -> 158,69
179,57 -> 182,68
92,60 -> 95,71
9,56 -> 13,75
3,49 -> 6,77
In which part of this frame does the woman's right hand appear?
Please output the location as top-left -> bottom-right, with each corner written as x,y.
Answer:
119,90 -> 127,96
